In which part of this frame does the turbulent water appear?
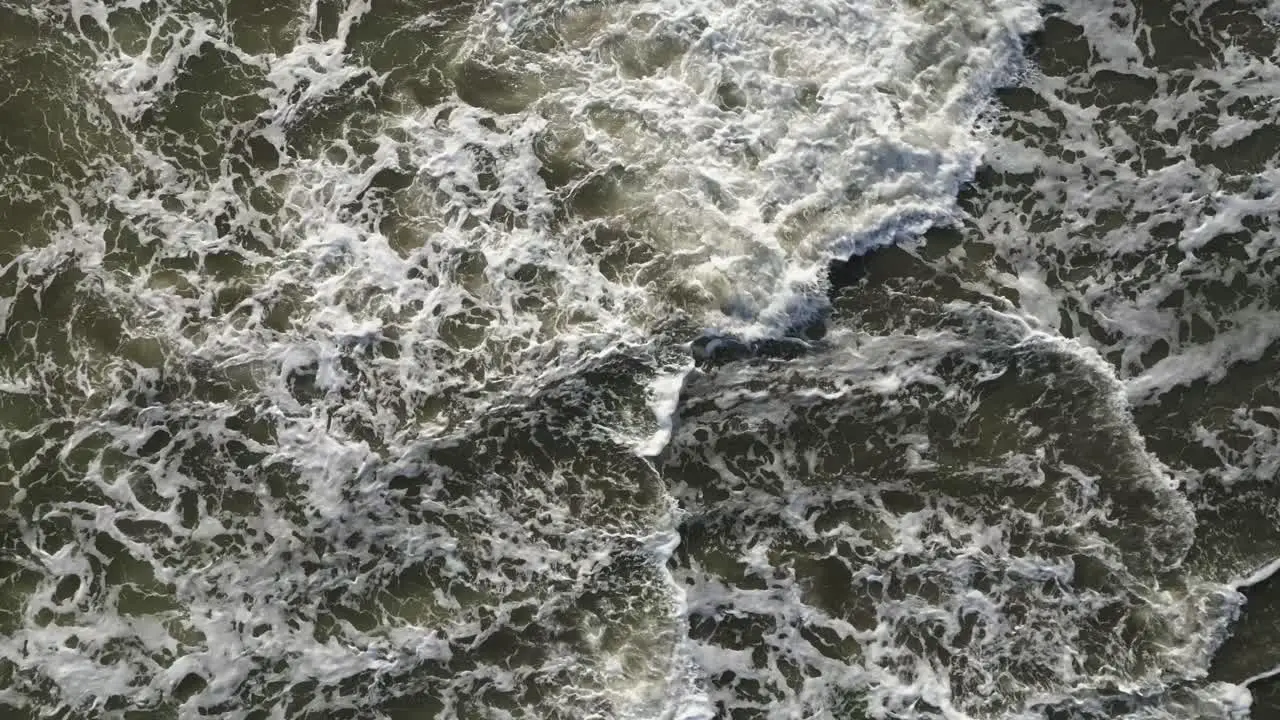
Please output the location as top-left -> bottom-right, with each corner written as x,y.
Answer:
4,0 -> 1280,718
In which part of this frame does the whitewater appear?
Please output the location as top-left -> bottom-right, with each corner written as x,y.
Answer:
3,0 -> 1280,718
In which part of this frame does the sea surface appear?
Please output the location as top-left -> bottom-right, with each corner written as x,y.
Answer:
3,1 -> 1280,718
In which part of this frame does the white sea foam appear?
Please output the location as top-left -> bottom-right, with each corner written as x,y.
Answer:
7,0 -> 1278,718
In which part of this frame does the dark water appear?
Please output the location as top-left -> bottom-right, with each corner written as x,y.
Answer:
2,1 -> 1280,718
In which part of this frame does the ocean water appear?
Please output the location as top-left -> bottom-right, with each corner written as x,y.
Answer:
2,0 -> 1280,718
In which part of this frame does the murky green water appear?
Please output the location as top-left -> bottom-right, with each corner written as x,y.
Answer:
3,1 -> 1280,718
